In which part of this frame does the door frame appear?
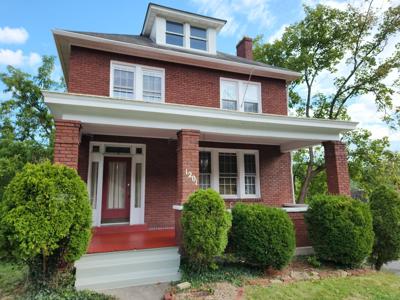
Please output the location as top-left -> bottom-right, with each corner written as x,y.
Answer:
87,141 -> 146,227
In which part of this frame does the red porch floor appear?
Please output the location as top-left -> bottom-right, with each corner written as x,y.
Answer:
88,227 -> 177,254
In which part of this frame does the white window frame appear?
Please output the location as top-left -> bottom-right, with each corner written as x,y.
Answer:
199,147 -> 261,199
190,25 -> 208,51
166,20 -> 185,47
220,78 -> 262,113
110,61 -> 165,103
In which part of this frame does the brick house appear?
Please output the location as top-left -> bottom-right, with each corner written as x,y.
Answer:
44,3 -> 357,290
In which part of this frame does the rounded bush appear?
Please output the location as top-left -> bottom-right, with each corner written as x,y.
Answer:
305,195 -> 373,267
0,161 -> 92,284
230,203 -> 295,269
181,189 -> 231,271
369,185 -> 400,270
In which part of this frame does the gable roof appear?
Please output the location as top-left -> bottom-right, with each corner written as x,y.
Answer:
53,29 -> 301,85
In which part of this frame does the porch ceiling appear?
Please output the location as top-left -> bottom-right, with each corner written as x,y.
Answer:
44,91 -> 358,152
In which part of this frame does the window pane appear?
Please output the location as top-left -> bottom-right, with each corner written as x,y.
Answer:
221,81 -> 238,101
199,151 -> 211,189
190,38 -> 207,50
244,154 -> 256,195
107,161 -> 126,209
243,84 -> 259,102
166,33 -> 184,46
113,68 -> 134,99
190,26 -> 207,39
244,102 -> 258,113
222,99 -> 237,110
143,72 -> 162,102
166,21 -> 183,34
219,153 -> 237,195
90,162 -> 99,208
135,163 -> 142,208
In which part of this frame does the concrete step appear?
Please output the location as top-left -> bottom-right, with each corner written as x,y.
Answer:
75,247 -> 181,291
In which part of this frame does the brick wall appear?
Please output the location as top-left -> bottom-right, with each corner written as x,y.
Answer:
323,141 -> 351,196
288,212 -> 311,247
54,120 -> 81,169
68,46 -> 288,115
236,37 -> 253,60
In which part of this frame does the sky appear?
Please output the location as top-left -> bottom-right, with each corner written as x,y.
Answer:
0,0 -> 399,150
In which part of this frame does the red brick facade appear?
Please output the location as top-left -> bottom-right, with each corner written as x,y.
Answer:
323,141 -> 351,196
54,120 -> 81,169
236,37 -> 253,60
288,212 -> 311,247
68,46 -> 288,115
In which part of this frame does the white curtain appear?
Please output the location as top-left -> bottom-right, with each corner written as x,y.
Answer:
107,161 -> 126,209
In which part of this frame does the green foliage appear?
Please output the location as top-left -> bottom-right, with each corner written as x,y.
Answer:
22,288 -> 115,300
306,255 -> 321,268
0,162 -> 92,286
230,203 -> 295,269
181,189 -> 232,271
305,195 -> 374,267
369,185 -> 400,270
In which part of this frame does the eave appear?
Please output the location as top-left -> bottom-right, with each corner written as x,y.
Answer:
43,91 -> 358,152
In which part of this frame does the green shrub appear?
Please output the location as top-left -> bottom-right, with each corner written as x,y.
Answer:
0,161 -> 92,287
305,195 -> 373,267
181,189 -> 231,271
306,255 -> 322,268
230,203 -> 295,270
369,185 -> 400,270
22,288 -> 116,300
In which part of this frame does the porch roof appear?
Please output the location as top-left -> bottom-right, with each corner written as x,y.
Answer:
43,91 -> 358,152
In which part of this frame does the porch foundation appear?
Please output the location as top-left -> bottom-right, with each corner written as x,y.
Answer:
175,129 -> 200,245
54,120 -> 81,169
323,141 -> 351,196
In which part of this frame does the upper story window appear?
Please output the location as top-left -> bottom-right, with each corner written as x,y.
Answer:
111,61 -> 164,103
190,26 -> 207,51
220,78 -> 261,113
166,21 -> 184,47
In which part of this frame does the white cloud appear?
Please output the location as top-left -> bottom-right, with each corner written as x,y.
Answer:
191,0 -> 274,37
268,23 -> 288,43
0,49 -> 41,67
0,27 -> 28,44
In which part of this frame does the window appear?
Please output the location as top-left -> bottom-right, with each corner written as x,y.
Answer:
143,69 -> 162,102
199,151 -> 211,189
198,148 -> 260,198
113,67 -> 134,99
220,78 -> 261,113
190,26 -> 207,50
111,62 -> 164,103
219,153 -> 238,195
221,80 -> 238,110
244,154 -> 257,195
166,21 -> 184,46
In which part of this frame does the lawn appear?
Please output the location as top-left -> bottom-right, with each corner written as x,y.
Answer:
0,260 -> 27,298
246,272 -> 400,300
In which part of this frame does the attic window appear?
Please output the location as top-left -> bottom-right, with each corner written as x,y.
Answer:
190,26 -> 207,50
166,21 -> 184,46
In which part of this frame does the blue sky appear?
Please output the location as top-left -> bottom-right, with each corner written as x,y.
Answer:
1,0 -> 399,150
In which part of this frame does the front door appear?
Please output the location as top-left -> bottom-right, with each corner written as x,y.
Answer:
101,156 -> 131,224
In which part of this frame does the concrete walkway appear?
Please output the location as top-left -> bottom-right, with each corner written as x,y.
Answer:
384,261 -> 400,275
102,283 -> 170,300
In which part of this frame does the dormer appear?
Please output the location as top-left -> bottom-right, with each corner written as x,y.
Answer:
141,3 -> 226,55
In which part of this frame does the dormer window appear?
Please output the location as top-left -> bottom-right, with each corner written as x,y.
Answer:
166,21 -> 184,47
190,26 -> 207,50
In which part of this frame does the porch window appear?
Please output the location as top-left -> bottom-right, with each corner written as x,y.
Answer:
199,151 -> 211,189
143,69 -> 162,102
89,162 -> 99,208
166,21 -> 184,46
219,153 -> 238,195
198,148 -> 260,198
220,78 -> 261,113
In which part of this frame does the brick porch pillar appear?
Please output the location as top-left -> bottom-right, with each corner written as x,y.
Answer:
175,129 -> 200,245
54,120 -> 81,170
323,141 -> 351,196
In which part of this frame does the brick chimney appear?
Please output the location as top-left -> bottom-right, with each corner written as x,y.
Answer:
236,36 -> 253,60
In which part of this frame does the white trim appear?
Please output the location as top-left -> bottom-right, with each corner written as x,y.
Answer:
87,141 -> 146,227
295,246 -> 314,256
282,206 -> 308,212
199,147 -> 261,199
173,205 -> 183,210
220,77 -> 262,113
53,29 -> 302,83
110,61 -> 165,103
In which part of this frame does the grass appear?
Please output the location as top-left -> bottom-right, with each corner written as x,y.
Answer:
0,260 -> 27,298
245,272 -> 400,300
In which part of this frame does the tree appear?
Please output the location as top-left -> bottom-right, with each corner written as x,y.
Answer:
0,56 -> 63,200
254,3 -> 400,202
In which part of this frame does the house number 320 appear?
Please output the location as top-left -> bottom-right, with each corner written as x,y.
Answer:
185,169 -> 198,186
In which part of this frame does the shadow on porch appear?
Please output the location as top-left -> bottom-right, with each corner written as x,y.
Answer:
88,225 -> 176,254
